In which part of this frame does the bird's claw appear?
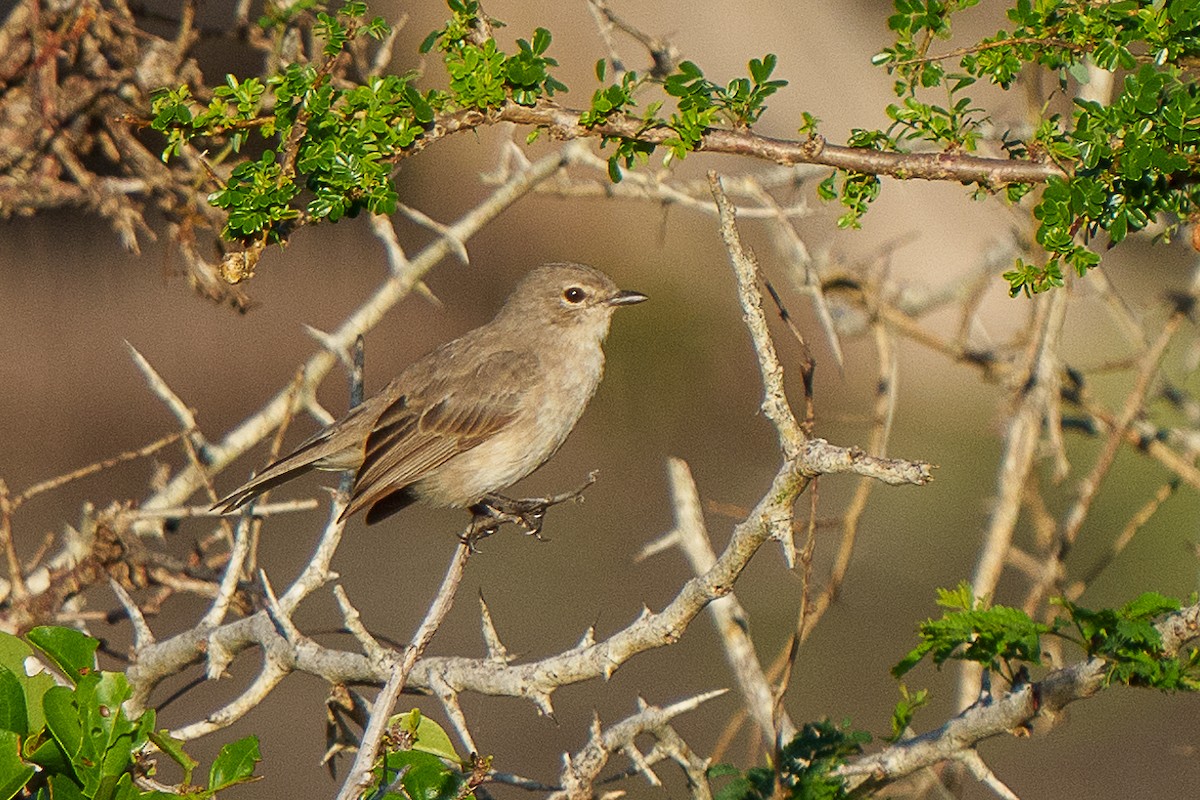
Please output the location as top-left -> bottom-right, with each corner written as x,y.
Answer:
466,474 -> 599,544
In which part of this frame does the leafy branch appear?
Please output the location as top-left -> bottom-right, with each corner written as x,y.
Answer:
144,0 -> 1085,288
893,583 -> 1200,693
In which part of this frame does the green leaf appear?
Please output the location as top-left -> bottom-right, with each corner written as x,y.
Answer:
706,763 -> 742,779
376,750 -> 463,800
394,709 -> 462,762
607,156 -> 623,183
209,736 -> 261,791
889,684 -> 929,742
26,627 -> 98,685
0,633 -> 32,677
895,583 -> 1051,676
49,773 -> 88,800
0,668 -> 27,735
712,773 -> 757,800
27,734 -> 73,777
149,729 -> 199,786
1122,592 -> 1180,620
42,685 -> 84,762
0,730 -> 34,800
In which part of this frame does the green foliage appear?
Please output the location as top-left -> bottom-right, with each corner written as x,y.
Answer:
421,1 -> 566,108
708,720 -> 872,800
661,56 -> 788,159
369,709 -> 479,800
895,586 -> 1200,696
1055,592 -> 1200,690
866,0 -> 1200,296
0,626 -> 259,800
1002,256 -> 1065,297
892,582 -> 1053,680
152,2 -> 439,241
579,67 -> 642,128
147,0 -> 1200,294
888,684 -> 929,742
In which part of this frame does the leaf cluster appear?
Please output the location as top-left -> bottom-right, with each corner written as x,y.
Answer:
420,1 -> 567,108
0,626 -> 259,800
371,709 -> 481,800
893,584 -> 1200,693
580,55 -> 787,182
1055,592 -> 1200,690
152,2 -> 416,242
865,0 -> 1200,296
709,720 -> 872,800
892,582 -> 1052,682
662,55 -> 787,153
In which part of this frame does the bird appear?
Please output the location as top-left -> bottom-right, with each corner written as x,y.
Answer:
213,262 -> 647,534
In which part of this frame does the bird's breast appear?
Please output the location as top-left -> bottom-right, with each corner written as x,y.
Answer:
412,341 -> 606,506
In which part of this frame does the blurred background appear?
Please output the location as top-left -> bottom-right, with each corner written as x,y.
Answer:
3,0 -> 1200,797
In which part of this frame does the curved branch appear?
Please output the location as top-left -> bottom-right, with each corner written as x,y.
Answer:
414,101 -> 1065,186
839,602 -> 1200,792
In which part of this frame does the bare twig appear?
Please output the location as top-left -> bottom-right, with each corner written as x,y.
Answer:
486,103 -> 1063,185
0,482 -> 25,601
709,171 -> 804,457
335,540 -> 473,800
639,458 -> 795,747
551,691 -> 726,800
12,430 -> 186,509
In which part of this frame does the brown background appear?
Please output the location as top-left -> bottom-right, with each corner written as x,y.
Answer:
3,1 -> 1200,797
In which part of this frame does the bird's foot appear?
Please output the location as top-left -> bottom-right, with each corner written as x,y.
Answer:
461,511 -> 501,551
469,471 -> 599,543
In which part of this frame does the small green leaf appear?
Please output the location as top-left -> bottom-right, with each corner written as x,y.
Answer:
27,627 -> 98,685
0,633 -> 32,677
42,685 -> 84,761
889,684 -> 929,741
27,734 -> 72,777
209,735 -> 261,791
394,709 -> 462,762
607,156 -> 623,183
149,730 -> 199,786
0,668 -> 27,735
47,774 -> 87,800
0,730 -> 34,800
376,750 -> 462,800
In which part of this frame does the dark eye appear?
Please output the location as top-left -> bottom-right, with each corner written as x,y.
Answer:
563,286 -> 586,303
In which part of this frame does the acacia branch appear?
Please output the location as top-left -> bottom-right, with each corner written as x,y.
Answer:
414,102 -> 1065,186
839,602 -> 1200,792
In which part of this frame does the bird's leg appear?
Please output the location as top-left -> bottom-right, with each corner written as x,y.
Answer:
462,504 -> 504,551
479,471 -> 599,540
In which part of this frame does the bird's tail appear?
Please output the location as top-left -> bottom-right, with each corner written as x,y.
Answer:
211,430 -> 359,514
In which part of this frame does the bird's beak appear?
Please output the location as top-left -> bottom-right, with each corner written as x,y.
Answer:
608,289 -> 648,306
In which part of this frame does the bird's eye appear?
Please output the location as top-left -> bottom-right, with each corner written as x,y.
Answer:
563,286 -> 586,304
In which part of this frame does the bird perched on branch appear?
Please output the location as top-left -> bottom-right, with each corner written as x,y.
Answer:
214,262 -> 647,538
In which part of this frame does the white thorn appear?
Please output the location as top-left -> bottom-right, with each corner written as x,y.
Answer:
479,595 -> 514,664
533,692 -> 555,718
574,625 -> 597,651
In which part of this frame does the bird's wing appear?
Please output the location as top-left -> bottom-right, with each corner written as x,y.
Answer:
212,400 -> 380,512
341,348 -> 536,519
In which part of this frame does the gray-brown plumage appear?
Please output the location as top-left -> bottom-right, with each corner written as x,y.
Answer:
213,263 -> 647,525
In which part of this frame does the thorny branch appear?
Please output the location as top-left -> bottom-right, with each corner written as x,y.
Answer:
837,602 -> 1200,793
6,4 -> 1200,799
4,140 -> 926,799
